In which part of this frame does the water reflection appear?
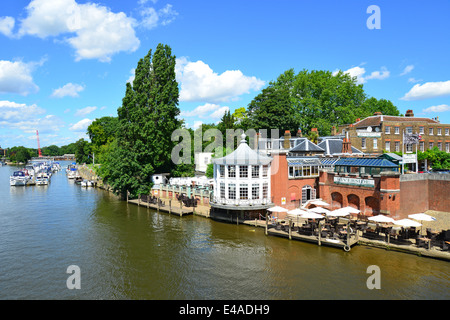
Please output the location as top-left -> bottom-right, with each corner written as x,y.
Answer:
0,163 -> 449,300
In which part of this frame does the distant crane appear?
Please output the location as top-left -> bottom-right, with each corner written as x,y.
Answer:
36,130 -> 42,157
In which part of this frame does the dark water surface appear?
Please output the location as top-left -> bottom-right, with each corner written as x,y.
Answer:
0,162 -> 449,299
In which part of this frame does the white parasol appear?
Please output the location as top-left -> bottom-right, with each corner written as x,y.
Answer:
300,211 -> 326,220
308,199 -> 330,207
267,206 -> 288,212
368,215 -> 395,224
394,218 -> 422,228
308,207 -> 330,214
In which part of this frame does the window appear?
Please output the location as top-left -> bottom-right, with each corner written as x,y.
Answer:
251,165 -> 259,178
228,165 -> 236,178
361,138 -> 366,149
429,142 -> 434,149
446,142 -> 450,153
228,184 -> 236,200
445,128 -> 449,136
373,138 -> 378,149
438,142 -> 442,151
263,183 -> 268,199
219,165 -> 225,177
220,183 -> 225,198
385,126 -> 391,134
239,184 -> 248,200
437,128 -> 442,136
395,127 -> 400,134
262,165 -> 269,177
266,141 -> 271,149
420,141 -> 424,152
385,141 -> 390,152
419,127 -> 424,134
429,128 -> 433,135
406,126 -> 413,134
406,144 -> 413,153
239,166 -> 248,178
252,184 -> 259,199
289,166 -> 294,178
395,141 -> 400,152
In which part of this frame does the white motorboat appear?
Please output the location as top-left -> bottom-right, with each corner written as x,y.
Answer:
36,177 -> 49,185
81,180 -> 95,187
10,171 -> 29,186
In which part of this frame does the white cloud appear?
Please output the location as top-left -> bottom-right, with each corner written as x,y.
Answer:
400,65 -> 414,76
181,103 -> 230,120
192,121 -> 203,130
51,83 -> 85,98
176,57 -> 265,103
75,106 -> 97,117
334,66 -> 390,84
364,67 -> 390,81
210,106 -> 230,119
401,80 -> 450,101
422,104 -> 450,113
408,77 -> 422,84
15,0 -> 140,62
0,60 -> 39,95
0,100 -> 45,121
127,68 -> 135,84
0,16 -> 15,37
70,118 -> 93,131
140,4 -> 178,30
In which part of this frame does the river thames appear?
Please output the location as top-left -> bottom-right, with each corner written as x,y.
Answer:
0,162 -> 449,300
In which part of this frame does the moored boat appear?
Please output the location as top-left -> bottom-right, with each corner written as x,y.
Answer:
10,171 -> 29,186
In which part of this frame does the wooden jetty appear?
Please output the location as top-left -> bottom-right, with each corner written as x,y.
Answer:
127,198 -> 193,217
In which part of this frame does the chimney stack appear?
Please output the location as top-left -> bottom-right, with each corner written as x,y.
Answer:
297,129 -> 302,137
374,111 -> 382,116
341,131 -> 352,154
283,130 -> 291,149
331,126 -> 336,136
405,109 -> 414,117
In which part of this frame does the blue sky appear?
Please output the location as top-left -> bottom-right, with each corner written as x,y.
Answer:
1,0 -> 449,149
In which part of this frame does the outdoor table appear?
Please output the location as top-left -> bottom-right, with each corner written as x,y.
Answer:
417,237 -> 431,250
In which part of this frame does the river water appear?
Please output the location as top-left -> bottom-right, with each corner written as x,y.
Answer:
0,161 -> 448,300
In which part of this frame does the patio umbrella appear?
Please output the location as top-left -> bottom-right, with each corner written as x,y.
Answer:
408,213 -> 436,222
368,215 -> 395,223
327,208 -> 352,217
300,211 -> 325,219
308,199 -> 330,207
408,213 -> 436,234
267,206 -> 288,212
267,206 -> 288,220
287,208 -> 309,224
308,207 -> 330,214
394,218 -> 422,228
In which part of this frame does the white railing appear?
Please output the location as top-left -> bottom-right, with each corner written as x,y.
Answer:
211,197 -> 272,206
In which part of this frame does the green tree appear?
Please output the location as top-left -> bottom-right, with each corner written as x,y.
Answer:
247,85 -> 301,137
9,146 -> 33,163
101,44 -> 181,198
75,139 -> 92,164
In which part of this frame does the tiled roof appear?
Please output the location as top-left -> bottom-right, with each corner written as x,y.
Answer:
289,139 -> 324,153
353,115 -> 438,128
317,139 -> 363,155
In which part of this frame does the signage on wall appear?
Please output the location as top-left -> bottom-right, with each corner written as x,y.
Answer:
281,197 -> 286,205
334,176 -> 375,188
357,131 -> 381,138
402,153 -> 417,164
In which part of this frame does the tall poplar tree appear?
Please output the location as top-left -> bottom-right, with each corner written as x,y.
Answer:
101,44 -> 181,198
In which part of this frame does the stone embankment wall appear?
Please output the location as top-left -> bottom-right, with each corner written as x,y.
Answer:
77,165 -> 113,192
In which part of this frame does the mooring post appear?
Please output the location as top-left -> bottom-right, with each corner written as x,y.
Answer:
289,219 -> 292,240
318,220 -> 322,246
169,199 -> 172,214
265,212 -> 268,235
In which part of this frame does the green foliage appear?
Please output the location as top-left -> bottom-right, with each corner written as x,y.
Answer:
8,146 -> 35,163
243,68 -> 400,137
100,44 -> 181,198
419,147 -> 450,169
74,138 -> 92,164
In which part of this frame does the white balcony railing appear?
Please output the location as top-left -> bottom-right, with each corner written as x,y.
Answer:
211,197 -> 273,206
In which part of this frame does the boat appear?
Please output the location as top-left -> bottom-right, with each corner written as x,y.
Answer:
10,171 -> 29,186
36,177 -> 49,185
81,180 -> 95,187
74,177 -> 83,185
